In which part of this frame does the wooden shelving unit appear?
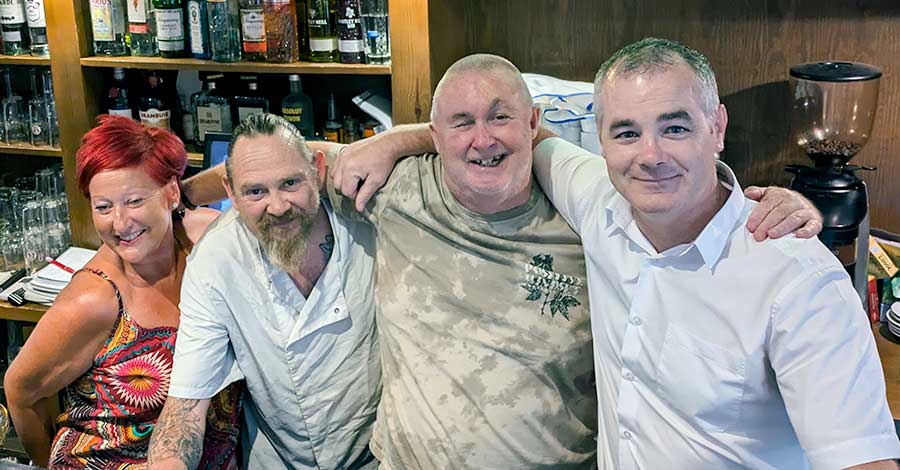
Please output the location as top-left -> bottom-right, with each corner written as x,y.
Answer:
0,144 -> 62,158
0,55 -> 51,66
81,56 -> 391,75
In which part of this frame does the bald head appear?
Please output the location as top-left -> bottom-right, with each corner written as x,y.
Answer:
431,54 -> 533,122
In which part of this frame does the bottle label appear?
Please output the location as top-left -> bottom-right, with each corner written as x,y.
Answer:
0,0 -> 25,24
240,9 -> 266,52
89,0 -> 113,40
338,39 -> 364,53
197,105 -> 223,141
24,0 -> 43,27
140,108 -> 171,130
309,38 -> 336,52
108,108 -> 132,117
126,0 -> 146,24
187,2 -> 206,54
237,106 -> 264,123
281,106 -> 303,125
323,129 -> 339,142
155,9 -> 184,51
1,29 -> 20,41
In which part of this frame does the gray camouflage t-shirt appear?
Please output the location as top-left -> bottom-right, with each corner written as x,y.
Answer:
329,154 -> 597,470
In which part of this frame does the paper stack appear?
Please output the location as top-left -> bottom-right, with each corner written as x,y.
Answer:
25,247 -> 97,305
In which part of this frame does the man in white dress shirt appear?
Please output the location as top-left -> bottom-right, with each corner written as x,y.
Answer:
530,37 -> 900,469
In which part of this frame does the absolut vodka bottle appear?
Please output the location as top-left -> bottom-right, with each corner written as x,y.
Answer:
24,0 -> 47,56
127,0 -> 158,56
0,0 -> 29,55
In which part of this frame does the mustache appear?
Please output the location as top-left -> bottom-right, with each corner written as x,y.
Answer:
259,210 -> 304,230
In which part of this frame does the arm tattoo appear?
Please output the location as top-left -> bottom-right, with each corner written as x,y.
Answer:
148,398 -> 206,469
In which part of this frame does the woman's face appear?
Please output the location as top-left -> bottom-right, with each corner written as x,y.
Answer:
88,167 -> 179,266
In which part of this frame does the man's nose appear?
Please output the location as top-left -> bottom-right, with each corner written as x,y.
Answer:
471,122 -> 496,149
638,136 -> 669,166
266,191 -> 291,217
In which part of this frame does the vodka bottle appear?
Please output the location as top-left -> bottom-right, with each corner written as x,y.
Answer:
208,0 -> 242,62
239,0 -> 266,61
336,0 -> 364,63
263,0 -> 298,63
0,0 -> 29,55
153,0 -> 186,57
280,74 -> 314,137
306,0 -> 336,62
90,0 -> 129,55
106,68 -> 132,118
187,0 -> 211,59
24,0 -> 47,56
127,0 -> 158,56
359,0 -> 387,64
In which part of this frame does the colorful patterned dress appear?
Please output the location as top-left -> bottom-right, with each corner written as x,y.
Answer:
48,268 -> 242,470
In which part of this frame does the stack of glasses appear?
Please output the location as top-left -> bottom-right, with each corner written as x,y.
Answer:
0,165 -> 70,275
0,66 -> 59,148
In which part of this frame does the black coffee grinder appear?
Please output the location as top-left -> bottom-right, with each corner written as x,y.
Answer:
786,62 -> 882,309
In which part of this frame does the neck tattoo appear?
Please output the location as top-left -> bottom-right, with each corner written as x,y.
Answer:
319,234 -> 335,258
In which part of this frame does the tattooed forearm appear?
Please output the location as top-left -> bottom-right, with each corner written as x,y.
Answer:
147,397 -> 210,470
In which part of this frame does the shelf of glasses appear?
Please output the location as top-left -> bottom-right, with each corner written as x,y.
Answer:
0,301 -> 46,323
0,144 -> 62,157
0,55 -> 51,66
81,56 -> 391,75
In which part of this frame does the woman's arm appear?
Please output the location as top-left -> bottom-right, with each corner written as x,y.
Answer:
4,273 -> 120,467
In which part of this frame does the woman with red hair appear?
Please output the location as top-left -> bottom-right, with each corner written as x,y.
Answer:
4,115 -> 241,469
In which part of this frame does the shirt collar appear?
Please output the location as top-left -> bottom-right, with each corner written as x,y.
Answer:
605,160 -> 746,265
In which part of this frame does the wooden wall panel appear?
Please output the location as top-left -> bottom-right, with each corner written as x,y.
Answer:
437,0 -> 900,232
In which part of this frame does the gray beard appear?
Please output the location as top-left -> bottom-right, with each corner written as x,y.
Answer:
261,230 -> 310,272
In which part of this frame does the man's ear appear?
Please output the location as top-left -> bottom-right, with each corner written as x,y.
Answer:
529,106 -> 540,139
429,122 -> 441,155
313,150 -> 326,185
223,174 -> 235,203
714,104 -> 728,153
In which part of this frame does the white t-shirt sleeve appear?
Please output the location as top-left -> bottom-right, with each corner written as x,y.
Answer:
169,260 -> 244,399
768,266 -> 900,469
532,137 -> 612,234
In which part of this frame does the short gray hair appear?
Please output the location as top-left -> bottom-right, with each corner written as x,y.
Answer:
225,113 -> 313,185
431,53 -> 533,122
593,37 -> 719,122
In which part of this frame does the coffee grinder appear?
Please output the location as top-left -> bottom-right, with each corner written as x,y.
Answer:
786,61 -> 882,308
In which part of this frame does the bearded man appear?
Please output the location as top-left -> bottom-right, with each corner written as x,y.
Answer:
147,114 -> 381,470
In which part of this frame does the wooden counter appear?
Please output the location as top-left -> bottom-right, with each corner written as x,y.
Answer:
874,323 -> 900,419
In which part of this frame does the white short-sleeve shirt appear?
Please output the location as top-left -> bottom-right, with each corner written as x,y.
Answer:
169,204 -> 381,470
532,137 -> 900,470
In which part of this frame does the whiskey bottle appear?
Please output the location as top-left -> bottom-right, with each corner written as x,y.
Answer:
194,75 -> 233,143
336,0 -> 364,63
0,0 -> 28,56
263,0 -> 298,63
239,0 -> 266,61
233,76 -> 269,123
127,0 -> 158,56
90,0 -> 129,55
306,0 -> 336,62
208,0 -> 242,62
24,0 -> 47,56
153,0 -> 186,58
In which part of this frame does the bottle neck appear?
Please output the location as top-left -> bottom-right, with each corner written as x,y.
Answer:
289,80 -> 302,94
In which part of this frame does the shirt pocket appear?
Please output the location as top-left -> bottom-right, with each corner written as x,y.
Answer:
655,324 -> 747,433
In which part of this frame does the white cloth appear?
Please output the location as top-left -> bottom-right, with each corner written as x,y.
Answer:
169,204 -> 381,470
532,137 -> 900,470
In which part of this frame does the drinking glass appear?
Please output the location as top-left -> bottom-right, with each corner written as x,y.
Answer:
21,201 -> 46,275
35,168 -> 56,198
1,230 -> 24,271
42,199 -> 67,258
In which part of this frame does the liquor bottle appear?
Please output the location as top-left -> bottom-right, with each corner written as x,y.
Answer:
90,0 -> 129,56
208,0 -> 241,62
106,68 -> 132,118
139,71 -> 172,130
127,0 -> 158,56
306,0 -> 336,62
341,114 -> 358,143
41,68 -> 57,146
180,95 -> 196,143
233,76 -> 269,123
239,0 -> 265,61
189,73 -> 209,144
0,0 -> 29,55
153,0 -> 186,57
1,67 -> 25,144
264,0 -> 298,63
27,67 -> 47,146
194,75 -> 233,144
359,0 -> 388,64
322,93 -> 340,142
295,0 -> 309,59
280,74 -> 313,137
187,0 -> 211,59
336,0 -> 364,63
24,0 -> 47,56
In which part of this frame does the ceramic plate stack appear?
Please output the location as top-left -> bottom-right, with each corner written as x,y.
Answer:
886,302 -> 900,338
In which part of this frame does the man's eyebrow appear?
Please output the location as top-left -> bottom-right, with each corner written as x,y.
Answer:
608,119 -> 636,131
449,111 -> 473,121
658,110 -> 693,123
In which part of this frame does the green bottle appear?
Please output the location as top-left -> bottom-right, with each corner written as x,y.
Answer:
153,0 -> 186,57
280,74 -> 314,137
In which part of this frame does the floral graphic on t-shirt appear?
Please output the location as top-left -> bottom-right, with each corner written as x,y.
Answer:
521,254 -> 583,319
